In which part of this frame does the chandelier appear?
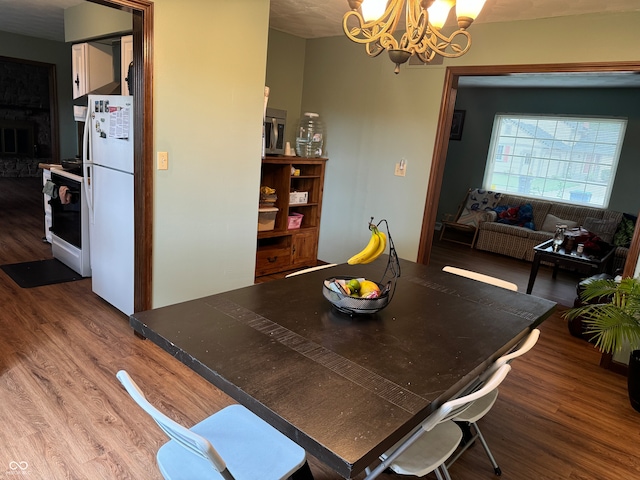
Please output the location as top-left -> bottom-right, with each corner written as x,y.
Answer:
343,0 -> 487,73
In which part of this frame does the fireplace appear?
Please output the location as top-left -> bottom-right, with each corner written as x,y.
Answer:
0,56 -> 55,177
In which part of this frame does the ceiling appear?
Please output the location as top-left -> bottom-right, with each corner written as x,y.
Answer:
2,0 -> 640,87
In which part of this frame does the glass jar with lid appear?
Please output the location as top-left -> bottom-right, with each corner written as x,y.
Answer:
295,112 -> 324,158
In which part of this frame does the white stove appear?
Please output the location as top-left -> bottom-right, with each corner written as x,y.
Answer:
49,167 -> 91,277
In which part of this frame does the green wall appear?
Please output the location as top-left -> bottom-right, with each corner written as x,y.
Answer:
5,6 -> 640,309
0,31 -> 76,159
265,29 -> 306,148
64,2 -> 132,43
439,87 -> 640,222
299,12 -> 640,265
150,0 -> 270,307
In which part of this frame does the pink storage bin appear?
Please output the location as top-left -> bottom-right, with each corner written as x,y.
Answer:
287,213 -> 304,229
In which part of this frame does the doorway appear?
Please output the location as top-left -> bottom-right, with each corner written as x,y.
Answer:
98,0 -> 153,312
417,63 -> 640,280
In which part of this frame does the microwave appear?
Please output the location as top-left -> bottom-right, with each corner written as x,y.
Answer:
264,107 -> 286,156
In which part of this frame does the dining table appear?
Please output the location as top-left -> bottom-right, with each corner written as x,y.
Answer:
129,258 -> 556,479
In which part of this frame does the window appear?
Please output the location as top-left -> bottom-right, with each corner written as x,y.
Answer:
483,114 -> 627,208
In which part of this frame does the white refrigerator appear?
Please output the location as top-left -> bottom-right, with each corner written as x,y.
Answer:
83,94 -> 134,315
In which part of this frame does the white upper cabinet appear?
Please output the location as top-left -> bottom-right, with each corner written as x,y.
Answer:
121,35 -> 133,96
71,42 -> 114,99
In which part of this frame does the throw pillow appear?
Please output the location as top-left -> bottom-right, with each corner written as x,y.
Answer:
541,213 -> 578,232
465,189 -> 502,211
456,188 -> 502,227
518,203 -> 535,230
582,217 -> 619,244
494,204 -> 535,230
495,205 -> 519,223
613,213 -> 638,248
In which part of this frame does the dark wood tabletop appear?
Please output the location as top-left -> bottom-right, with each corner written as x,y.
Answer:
130,258 -> 556,479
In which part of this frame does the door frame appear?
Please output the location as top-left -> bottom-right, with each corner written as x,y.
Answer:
92,0 -> 154,312
417,62 -> 640,280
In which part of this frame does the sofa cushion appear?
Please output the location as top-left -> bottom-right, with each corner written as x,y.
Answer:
548,203 -> 604,226
480,221 -> 531,238
540,213 -> 578,232
583,217 -> 619,244
527,229 -> 554,243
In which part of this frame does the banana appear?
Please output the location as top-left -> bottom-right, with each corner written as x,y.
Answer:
347,227 -> 380,265
361,231 -> 386,264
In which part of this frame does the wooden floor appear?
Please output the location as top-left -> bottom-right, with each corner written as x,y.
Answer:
1,177 -> 638,479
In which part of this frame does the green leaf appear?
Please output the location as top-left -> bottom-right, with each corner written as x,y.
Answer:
563,277 -> 640,353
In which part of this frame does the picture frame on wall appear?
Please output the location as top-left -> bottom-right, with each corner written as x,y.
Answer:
450,110 -> 466,141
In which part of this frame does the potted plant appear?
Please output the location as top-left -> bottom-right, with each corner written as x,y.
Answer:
564,277 -> 640,412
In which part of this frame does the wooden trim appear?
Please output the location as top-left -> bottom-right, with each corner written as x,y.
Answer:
90,0 -> 154,312
49,65 -> 60,164
622,208 -> 640,278
417,62 -> 640,284
600,352 -> 629,376
417,68 -> 457,264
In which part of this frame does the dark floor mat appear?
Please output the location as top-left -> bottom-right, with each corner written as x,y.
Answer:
1,259 -> 82,288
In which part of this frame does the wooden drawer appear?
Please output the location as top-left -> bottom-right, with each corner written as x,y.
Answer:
256,245 -> 291,276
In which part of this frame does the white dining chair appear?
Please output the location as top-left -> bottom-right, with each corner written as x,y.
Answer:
446,328 -> 541,476
363,364 -> 512,480
285,263 -> 337,278
116,370 -> 309,480
442,265 -> 518,291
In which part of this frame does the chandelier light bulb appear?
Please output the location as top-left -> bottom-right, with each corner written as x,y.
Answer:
360,0 -> 388,21
427,0 -> 455,29
343,0 -> 486,73
456,0 -> 487,28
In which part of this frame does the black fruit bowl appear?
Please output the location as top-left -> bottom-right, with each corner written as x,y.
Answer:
322,276 -> 391,315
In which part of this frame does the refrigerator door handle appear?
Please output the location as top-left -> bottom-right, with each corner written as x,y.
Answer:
82,109 -> 94,224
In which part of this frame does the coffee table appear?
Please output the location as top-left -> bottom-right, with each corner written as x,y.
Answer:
526,239 -> 615,294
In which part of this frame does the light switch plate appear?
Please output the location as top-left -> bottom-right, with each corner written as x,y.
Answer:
157,151 -> 168,170
394,162 -> 406,177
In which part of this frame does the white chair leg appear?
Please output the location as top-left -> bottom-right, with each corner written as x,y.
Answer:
435,467 -> 445,480
473,422 -> 502,476
440,464 -> 454,480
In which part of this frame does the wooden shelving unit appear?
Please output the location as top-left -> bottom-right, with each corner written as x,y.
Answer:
256,156 -> 327,277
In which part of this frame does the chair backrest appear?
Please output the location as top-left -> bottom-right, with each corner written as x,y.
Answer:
285,263 -> 337,278
421,363 -> 511,432
487,328 -> 540,376
456,328 -> 540,399
368,363 -> 512,479
443,266 -> 518,292
116,370 -> 228,475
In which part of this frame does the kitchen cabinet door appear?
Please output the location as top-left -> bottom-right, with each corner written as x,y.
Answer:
71,42 -> 114,99
291,229 -> 317,267
121,35 -> 133,95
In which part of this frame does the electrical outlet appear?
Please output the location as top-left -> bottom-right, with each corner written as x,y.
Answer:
157,151 -> 168,170
394,162 -> 406,177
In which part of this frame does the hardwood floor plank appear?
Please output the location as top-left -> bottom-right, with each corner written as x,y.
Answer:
1,178 -> 638,479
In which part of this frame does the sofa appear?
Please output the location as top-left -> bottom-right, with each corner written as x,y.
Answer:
474,193 -> 630,273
